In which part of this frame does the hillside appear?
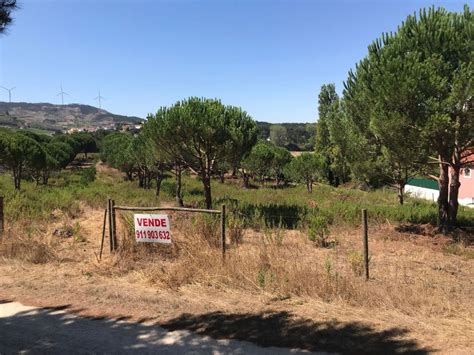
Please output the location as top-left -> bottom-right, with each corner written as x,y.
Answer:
0,102 -> 144,133
0,101 -> 315,149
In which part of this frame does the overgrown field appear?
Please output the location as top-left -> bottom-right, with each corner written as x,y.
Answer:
0,161 -> 473,352
2,159 -> 474,230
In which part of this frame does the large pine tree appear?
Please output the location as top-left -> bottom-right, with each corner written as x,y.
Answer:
344,6 -> 473,229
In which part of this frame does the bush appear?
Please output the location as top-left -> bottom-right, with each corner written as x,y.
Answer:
308,214 -> 330,247
80,167 -> 96,185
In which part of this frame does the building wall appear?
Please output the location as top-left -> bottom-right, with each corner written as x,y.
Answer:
459,165 -> 473,200
405,183 -> 473,208
405,185 -> 439,202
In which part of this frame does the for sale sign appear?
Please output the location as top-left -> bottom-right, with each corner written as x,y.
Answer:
134,214 -> 172,243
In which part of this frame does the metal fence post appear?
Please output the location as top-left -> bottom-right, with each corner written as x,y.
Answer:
362,209 -> 369,281
108,199 -> 113,252
221,204 -> 226,259
111,199 -> 117,251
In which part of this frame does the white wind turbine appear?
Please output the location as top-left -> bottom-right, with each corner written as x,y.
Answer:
94,90 -> 106,109
1,86 -> 15,102
57,84 -> 69,105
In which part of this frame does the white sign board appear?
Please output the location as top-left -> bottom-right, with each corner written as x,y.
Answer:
134,214 -> 171,243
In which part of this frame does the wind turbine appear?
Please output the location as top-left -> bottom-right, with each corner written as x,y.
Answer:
1,86 -> 15,102
94,90 -> 106,109
57,84 -> 69,105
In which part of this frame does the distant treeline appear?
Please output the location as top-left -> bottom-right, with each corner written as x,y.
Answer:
257,122 -> 315,151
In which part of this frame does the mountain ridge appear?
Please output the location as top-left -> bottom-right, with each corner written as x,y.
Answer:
0,101 -> 144,133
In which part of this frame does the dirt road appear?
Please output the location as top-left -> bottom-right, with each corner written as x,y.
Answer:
0,301 -> 313,354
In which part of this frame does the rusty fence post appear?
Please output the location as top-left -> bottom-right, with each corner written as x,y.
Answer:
362,209 -> 369,281
221,204 -> 226,259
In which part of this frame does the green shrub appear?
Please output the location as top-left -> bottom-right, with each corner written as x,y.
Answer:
308,214 -> 330,247
79,167 -> 96,185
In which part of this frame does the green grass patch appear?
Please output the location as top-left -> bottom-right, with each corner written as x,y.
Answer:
1,168 -> 473,230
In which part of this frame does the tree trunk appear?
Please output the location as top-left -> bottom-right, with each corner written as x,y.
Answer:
202,174 -> 212,209
243,173 -> 250,188
447,131 -> 463,226
397,182 -> 404,205
15,175 -> 21,190
155,175 -> 163,197
42,170 -> 50,185
219,171 -> 225,184
307,180 -> 313,193
437,156 -> 450,233
146,174 -> 152,189
448,165 -> 461,226
13,165 -> 21,190
175,165 -> 184,207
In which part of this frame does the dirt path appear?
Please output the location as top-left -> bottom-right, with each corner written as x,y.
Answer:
0,301 -> 314,354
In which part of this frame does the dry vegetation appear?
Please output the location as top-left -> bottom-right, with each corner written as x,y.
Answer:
0,164 -> 473,353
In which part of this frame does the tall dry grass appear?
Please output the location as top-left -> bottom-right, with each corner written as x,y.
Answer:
0,223 -> 58,264
106,211 -> 472,319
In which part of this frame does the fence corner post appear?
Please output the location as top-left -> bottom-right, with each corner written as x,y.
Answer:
221,204 -> 226,259
0,196 -> 4,238
362,209 -> 369,281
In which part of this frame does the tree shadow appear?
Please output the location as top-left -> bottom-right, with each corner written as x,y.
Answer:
239,203 -> 307,229
0,301 -> 432,354
0,302 -> 307,354
161,311 -> 432,354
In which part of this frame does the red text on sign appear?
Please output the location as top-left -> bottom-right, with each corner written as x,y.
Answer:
136,218 -> 167,227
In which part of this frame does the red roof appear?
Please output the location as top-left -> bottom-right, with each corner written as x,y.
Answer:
461,150 -> 474,165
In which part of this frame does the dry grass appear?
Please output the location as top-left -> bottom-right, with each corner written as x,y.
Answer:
0,208 -> 473,352
0,223 -> 58,264
95,210 -> 474,321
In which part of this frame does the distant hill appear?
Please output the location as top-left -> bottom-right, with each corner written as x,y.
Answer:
0,101 -> 315,150
0,102 -> 144,133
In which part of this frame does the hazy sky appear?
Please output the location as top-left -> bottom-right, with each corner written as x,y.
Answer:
0,0 -> 467,122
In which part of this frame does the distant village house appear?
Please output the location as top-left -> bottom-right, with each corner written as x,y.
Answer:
405,151 -> 474,208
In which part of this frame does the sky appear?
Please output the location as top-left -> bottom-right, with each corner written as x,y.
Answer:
0,0 -> 468,122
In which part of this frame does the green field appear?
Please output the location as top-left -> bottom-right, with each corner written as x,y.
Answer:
1,160 -> 473,230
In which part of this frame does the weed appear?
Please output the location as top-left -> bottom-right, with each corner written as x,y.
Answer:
228,214 -> 245,245
72,222 -> 86,243
308,214 -> 330,247
347,250 -> 368,277
263,226 -> 284,247
193,214 -> 220,248
443,243 -> 474,259
324,255 -> 333,275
